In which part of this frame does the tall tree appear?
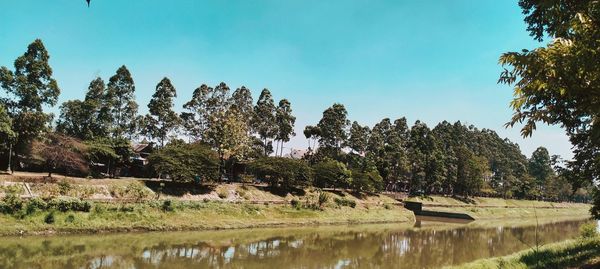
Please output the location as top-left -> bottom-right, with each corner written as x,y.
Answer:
253,89 -> 277,155
181,84 -> 211,141
106,65 -> 138,138
499,0 -> 600,217
528,146 -> 553,198
275,99 -> 296,157
0,39 -> 60,165
56,77 -> 109,140
347,121 -> 370,154
231,86 -> 254,123
143,77 -> 180,146
0,104 -> 16,171
316,103 -> 349,155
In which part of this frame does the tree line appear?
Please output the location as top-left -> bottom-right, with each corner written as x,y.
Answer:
0,39 -> 591,202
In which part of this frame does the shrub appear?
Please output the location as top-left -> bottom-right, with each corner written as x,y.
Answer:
580,222 -> 598,239
109,183 -> 152,201
318,192 -> 330,207
334,197 -> 356,208
26,198 -> 48,215
217,189 -> 229,199
48,198 -> 92,212
313,160 -> 351,189
1,192 -> 23,214
57,181 -> 72,195
148,142 -> 220,182
65,214 -> 75,223
44,211 -> 55,224
248,157 -> 313,189
162,200 -> 174,212
290,199 -> 301,209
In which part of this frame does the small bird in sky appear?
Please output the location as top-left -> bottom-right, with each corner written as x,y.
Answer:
86,0 -> 90,7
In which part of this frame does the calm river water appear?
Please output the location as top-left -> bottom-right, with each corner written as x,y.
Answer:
0,217 -> 594,269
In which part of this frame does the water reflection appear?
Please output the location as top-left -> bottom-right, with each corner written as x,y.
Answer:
0,218 -> 592,269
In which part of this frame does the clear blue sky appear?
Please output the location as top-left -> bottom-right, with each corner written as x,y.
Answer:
0,0 -> 572,159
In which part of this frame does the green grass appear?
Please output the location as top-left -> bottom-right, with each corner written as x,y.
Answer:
406,195 -> 591,219
0,200 -> 414,236
446,237 -> 600,269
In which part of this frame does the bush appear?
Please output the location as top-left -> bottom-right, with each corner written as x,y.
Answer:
48,198 -> 92,212
26,198 -> 48,215
148,142 -> 220,182
580,222 -> 598,239
162,200 -> 174,212
57,181 -> 72,195
109,183 -> 152,201
65,214 -> 75,223
1,193 -> 23,214
44,211 -> 55,224
248,157 -> 313,189
313,160 -> 351,189
334,197 -> 356,208
217,189 -> 229,199
318,192 -> 330,207
290,199 -> 301,209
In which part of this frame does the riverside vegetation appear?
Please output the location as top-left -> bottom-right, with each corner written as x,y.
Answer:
0,174 -> 591,236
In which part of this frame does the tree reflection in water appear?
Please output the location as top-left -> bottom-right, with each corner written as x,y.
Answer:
0,218 -> 591,269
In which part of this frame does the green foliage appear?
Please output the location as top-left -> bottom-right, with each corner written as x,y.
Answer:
313,160 -> 351,189
148,141 -> 219,182
108,182 -> 153,201
579,222 -> 598,240
57,181 -> 72,195
0,39 -> 60,160
290,199 -> 300,209
350,169 -> 383,193
106,65 -> 139,138
56,77 -> 111,140
334,197 -> 356,208
161,200 -> 174,212
142,77 -> 181,146
499,0 -> 600,216
44,211 -> 55,224
47,198 -> 92,212
248,157 -> 313,189
65,214 -> 76,223
0,192 -> 23,214
253,89 -> 277,156
316,103 -> 349,153
0,104 -> 15,155
274,99 -> 296,156
317,192 -> 330,207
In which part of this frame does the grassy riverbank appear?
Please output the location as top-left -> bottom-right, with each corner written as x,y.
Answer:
406,195 -> 591,219
0,173 -> 592,236
447,237 -> 600,269
0,199 -> 414,236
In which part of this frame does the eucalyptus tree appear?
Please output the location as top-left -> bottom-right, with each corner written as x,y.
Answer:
347,121 -> 370,155
181,84 -> 211,141
528,146 -> 553,197
106,65 -> 139,139
303,125 -> 321,150
499,0 -> 600,216
275,99 -> 296,157
231,86 -> 254,125
143,77 -> 181,147
316,103 -> 349,158
0,104 -> 15,171
56,78 -> 109,140
0,39 -> 60,164
253,89 -> 277,156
